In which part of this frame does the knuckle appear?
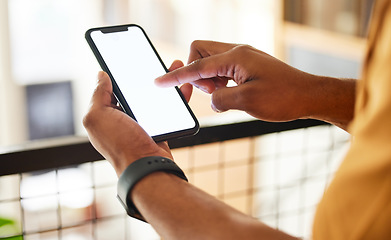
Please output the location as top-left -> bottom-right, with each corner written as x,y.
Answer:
189,58 -> 202,66
82,109 -> 97,129
188,59 -> 204,78
232,44 -> 253,54
235,44 -> 249,49
82,114 -> 91,129
190,40 -> 203,51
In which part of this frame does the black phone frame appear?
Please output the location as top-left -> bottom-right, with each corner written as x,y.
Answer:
85,24 -> 199,142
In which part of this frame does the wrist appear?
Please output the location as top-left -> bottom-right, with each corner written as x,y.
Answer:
117,156 -> 188,221
114,151 -> 173,176
302,74 -> 329,119
305,76 -> 356,130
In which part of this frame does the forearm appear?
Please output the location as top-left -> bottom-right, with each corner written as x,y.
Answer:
304,75 -> 356,131
131,172 -> 298,240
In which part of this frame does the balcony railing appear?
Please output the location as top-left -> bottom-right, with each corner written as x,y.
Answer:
0,119 -> 326,176
0,119 -> 350,240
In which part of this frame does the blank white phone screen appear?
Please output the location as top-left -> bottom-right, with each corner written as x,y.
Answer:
90,27 -> 196,137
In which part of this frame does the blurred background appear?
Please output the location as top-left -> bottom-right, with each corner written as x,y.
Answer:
1,0 -> 279,146
0,0 -> 372,146
0,0 -> 374,239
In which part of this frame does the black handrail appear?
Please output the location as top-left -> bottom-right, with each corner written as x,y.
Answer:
0,119 -> 326,176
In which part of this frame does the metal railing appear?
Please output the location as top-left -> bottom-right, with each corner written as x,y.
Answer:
0,119 -> 326,176
0,119 -> 348,240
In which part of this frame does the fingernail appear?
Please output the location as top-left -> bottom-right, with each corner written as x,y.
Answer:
97,71 -> 105,82
200,87 -> 209,93
211,103 -> 222,113
155,76 -> 170,87
154,76 -> 162,84
195,85 -> 210,94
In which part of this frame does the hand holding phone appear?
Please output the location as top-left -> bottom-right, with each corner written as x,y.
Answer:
85,24 -> 199,142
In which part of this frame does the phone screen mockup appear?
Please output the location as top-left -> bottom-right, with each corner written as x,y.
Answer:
85,24 -> 199,142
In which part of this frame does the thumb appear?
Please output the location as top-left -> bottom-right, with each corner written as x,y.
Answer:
91,71 -> 113,107
211,86 -> 242,113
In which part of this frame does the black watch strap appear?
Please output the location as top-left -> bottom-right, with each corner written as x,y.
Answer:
117,156 -> 188,222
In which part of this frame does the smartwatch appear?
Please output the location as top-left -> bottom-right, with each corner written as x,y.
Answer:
117,156 -> 188,222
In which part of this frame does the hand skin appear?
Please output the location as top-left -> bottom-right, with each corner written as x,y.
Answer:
83,61 -> 298,240
155,40 -> 356,131
83,60 -> 192,176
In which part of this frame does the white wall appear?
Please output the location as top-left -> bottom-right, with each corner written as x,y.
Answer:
0,0 -> 27,146
0,0 -> 278,146
0,0 -> 104,145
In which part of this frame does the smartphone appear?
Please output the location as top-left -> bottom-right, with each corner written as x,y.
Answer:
85,24 -> 199,142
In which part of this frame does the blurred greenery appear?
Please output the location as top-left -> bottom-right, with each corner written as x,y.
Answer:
0,217 -> 22,240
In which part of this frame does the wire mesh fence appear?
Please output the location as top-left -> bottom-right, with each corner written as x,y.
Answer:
0,124 -> 350,240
